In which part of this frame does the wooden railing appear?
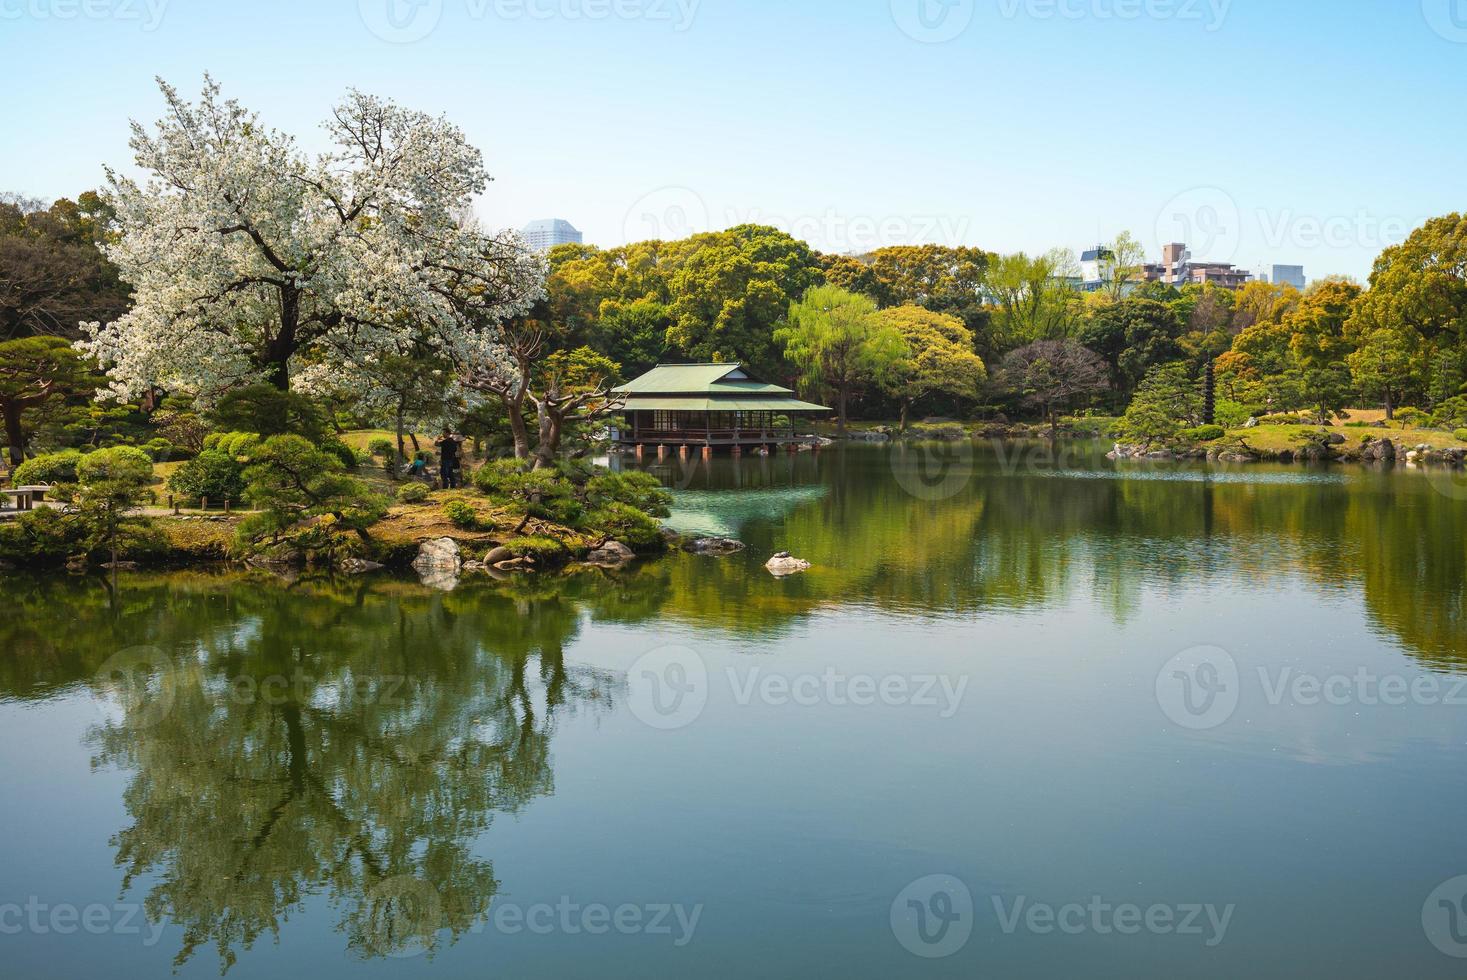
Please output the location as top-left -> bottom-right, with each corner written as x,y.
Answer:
620,428 -> 794,444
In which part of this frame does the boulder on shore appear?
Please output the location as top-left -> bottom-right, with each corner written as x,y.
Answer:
413,538 -> 462,591
765,552 -> 812,577
413,537 -> 461,571
484,545 -> 514,565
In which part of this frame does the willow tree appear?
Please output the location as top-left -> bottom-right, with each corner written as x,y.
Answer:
80,76 -> 541,403
776,285 -> 906,433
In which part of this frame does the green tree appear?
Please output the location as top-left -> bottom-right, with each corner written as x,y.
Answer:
1078,298 -> 1183,398
776,285 -> 906,433
876,306 -> 986,431
73,445 -> 156,567
664,225 -> 823,372
0,193 -> 129,341
1348,327 -> 1419,420
0,335 -> 97,466
984,250 -> 1083,346
238,435 -> 387,548
1351,213 -> 1467,349
1115,362 -> 1204,448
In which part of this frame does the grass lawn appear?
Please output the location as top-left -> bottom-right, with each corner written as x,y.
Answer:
1216,424 -> 1467,456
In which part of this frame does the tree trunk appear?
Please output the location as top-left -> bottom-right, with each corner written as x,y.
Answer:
899,399 -> 910,434
1384,390 -> 1394,421
266,288 -> 300,391
836,387 -> 849,435
3,402 -> 26,467
504,391 -> 531,461
532,402 -> 561,471
394,408 -> 407,477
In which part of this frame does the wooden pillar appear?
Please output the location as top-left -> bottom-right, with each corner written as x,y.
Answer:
657,444 -> 667,460
636,444 -> 645,460
702,445 -> 712,459
679,445 -> 689,459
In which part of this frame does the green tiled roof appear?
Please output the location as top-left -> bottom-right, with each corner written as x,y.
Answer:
613,363 -> 829,412
621,397 -> 830,413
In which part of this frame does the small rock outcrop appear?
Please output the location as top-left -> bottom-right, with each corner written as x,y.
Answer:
584,541 -> 636,568
484,545 -> 514,565
765,552 -> 812,577
1361,438 -> 1397,462
337,558 -> 384,576
684,537 -> 746,556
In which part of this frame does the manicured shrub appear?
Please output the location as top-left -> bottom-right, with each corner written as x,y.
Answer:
1259,413 -> 1303,425
168,449 -> 246,505
1394,407 -> 1428,429
503,536 -> 568,564
202,431 -> 261,459
368,438 -> 395,459
319,438 -> 359,471
0,508 -> 85,564
1455,429 -> 1467,443
443,499 -> 483,530
142,437 -> 178,462
1181,425 -> 1225,443
1212,399 -> 1257,430
396,482 -> 430,504
11,450 -> 85,487
588,502 -> 663,549
1431,396 -> 1467,430
584,471 -> 672,518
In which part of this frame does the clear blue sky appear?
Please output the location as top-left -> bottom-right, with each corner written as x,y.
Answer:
3,0 -> 1465,281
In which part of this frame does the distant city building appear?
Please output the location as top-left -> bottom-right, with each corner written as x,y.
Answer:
1271,264 -> 1306,290
1140,242 -> 1252,290
1079,245 -> 1115,292
520,218 -> 583,252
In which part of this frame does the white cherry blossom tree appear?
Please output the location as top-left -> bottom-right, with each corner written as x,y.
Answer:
81,76 -> 542,402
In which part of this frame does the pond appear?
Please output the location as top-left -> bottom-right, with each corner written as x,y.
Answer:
3,441 -> 1466,978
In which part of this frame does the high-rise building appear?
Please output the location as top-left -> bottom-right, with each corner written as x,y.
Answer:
1271,265 -> 1306,290
520,218 -> 583,252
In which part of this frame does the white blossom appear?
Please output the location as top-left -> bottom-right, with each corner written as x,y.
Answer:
80,75 -> 543,403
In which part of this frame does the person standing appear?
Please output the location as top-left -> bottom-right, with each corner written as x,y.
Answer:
435,429 -> 465,489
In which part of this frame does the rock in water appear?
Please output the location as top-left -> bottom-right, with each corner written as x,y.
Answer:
336,558 -> 384,576
685,537 -> 746,556
766,552 -> 812,577
584,541 -> 636,567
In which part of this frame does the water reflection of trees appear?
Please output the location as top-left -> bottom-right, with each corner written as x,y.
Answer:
0,574 -> 615,971
0,454 -> 1462,971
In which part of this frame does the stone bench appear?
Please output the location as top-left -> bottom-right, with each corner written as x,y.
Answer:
2,488 -> 35,511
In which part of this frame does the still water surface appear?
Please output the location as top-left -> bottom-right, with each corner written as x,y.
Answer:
2,441 -> 1466,977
